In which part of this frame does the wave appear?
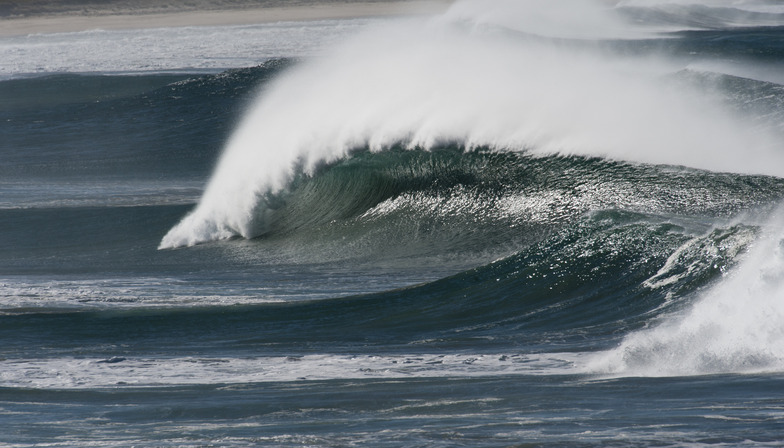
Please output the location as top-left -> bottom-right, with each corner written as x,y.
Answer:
1,207 -> 766,354
160,0 -> 784,248
588,208 -> 784,376
617,1 -> 784,30
147,0 -> 784,379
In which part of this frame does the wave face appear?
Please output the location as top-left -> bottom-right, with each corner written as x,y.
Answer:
161,147 -> 784,264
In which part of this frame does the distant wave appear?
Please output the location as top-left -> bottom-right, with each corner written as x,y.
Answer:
617,1 -> 784,29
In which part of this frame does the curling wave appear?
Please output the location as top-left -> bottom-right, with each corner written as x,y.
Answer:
160,0 -> 784,249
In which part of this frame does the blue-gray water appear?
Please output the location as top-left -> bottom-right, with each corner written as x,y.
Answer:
3,2 -> 784,446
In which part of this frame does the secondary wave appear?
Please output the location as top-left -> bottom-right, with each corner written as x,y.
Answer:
588,207 -> 784,377
160,0 -> 784,249
1,207 -> 768,355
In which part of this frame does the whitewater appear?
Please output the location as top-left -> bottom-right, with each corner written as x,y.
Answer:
3,0 -> 784,446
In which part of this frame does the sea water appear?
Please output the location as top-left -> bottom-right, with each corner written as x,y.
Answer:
3,1 -> 784,446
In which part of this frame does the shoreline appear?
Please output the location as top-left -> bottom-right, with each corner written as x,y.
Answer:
0,1 -> 451,37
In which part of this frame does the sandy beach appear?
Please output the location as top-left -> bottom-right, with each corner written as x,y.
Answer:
0,0 -> 452,37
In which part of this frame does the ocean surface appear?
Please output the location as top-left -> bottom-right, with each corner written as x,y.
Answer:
3,1 -> 784,446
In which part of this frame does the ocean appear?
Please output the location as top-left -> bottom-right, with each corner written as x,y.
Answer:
3,0 -> 784,446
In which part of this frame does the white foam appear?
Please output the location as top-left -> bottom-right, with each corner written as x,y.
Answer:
0,352 -> 585,389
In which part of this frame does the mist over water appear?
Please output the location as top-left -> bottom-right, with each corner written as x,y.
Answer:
160,0 -> 784,249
